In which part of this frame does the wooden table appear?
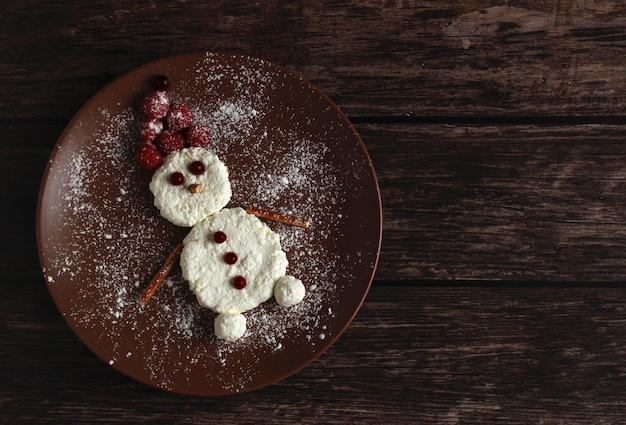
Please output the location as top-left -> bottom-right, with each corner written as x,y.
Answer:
3,1 -> 626,423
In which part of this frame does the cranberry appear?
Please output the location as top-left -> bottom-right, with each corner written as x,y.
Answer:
233,276 -> 247,290
170,172 -> 185,186
154,75 -> 170,90
213,231 -> 227,243
188,160 -> 205,175
224,252 -> 238,265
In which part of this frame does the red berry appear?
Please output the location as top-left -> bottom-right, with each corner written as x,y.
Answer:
233,276 -> 247,290
139,118 -> 164,142
170,172 -> 185,186
188,160 -> 205,175
224,252 -> 238,265
143,90 -> 170,119
154,75 -> 170,90
185,123 -> 211,147
213,231 -> 227,243
165,103 -> 193,131
136,143 -> 163,170
156,130 -> 185,154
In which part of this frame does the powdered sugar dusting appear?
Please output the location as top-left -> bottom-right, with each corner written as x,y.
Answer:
39,53 -> 377,394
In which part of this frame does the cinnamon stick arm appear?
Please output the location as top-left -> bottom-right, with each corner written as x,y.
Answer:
138,243 -> 184,303
246,206 -> 310,229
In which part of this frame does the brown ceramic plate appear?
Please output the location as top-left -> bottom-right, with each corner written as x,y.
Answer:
37,52 -> 381,395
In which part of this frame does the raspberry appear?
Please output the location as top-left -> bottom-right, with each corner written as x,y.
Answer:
156,129 -> 185,154
165,103 -> 193,130
139,118 -> 164,142
185,123 -> 211,147
136,143 -> 163,170
143,90 -> 170,119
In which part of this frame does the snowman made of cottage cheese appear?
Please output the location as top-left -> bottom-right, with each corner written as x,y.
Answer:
135,78 -> 305,342
148,146 -> 306,342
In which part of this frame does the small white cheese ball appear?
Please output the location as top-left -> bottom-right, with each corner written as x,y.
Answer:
149,147 -> 231,227
214,313 -> 246,342
274,275 -> 306,307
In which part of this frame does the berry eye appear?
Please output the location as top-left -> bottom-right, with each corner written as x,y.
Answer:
232,275 -> 247,290
213,231 -> 227,243
189,161 -> 205,175
169,172 -> 185,185
224,252 -> 238,265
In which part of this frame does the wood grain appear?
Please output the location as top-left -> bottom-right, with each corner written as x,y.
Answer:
360,123 -> 626,281
4,284 -> 626,424
5,0 -> 626,424
4,1 -> 626,118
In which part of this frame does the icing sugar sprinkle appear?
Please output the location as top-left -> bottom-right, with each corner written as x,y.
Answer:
40,53 -> 374,393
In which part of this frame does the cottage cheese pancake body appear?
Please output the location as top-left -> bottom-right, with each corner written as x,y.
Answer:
180,207 -> 288,315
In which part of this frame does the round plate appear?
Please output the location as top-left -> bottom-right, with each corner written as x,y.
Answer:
36,52 -> 382,395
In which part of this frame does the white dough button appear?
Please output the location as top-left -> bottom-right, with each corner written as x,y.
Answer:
274,275 -> 306,307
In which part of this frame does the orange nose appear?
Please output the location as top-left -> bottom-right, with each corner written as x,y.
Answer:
189,184 -> 204,193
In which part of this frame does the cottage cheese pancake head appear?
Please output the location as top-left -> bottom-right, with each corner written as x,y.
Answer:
149,147 -> 231,227
180,207 -> 288,315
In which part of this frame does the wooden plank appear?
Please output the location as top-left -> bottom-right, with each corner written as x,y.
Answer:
360,123 -> 626,281
7,1 -> 626,424
3,1 -> 626,118
4,284 -> 626,424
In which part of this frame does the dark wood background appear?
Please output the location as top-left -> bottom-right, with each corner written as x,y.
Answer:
3,1 -> 626,423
